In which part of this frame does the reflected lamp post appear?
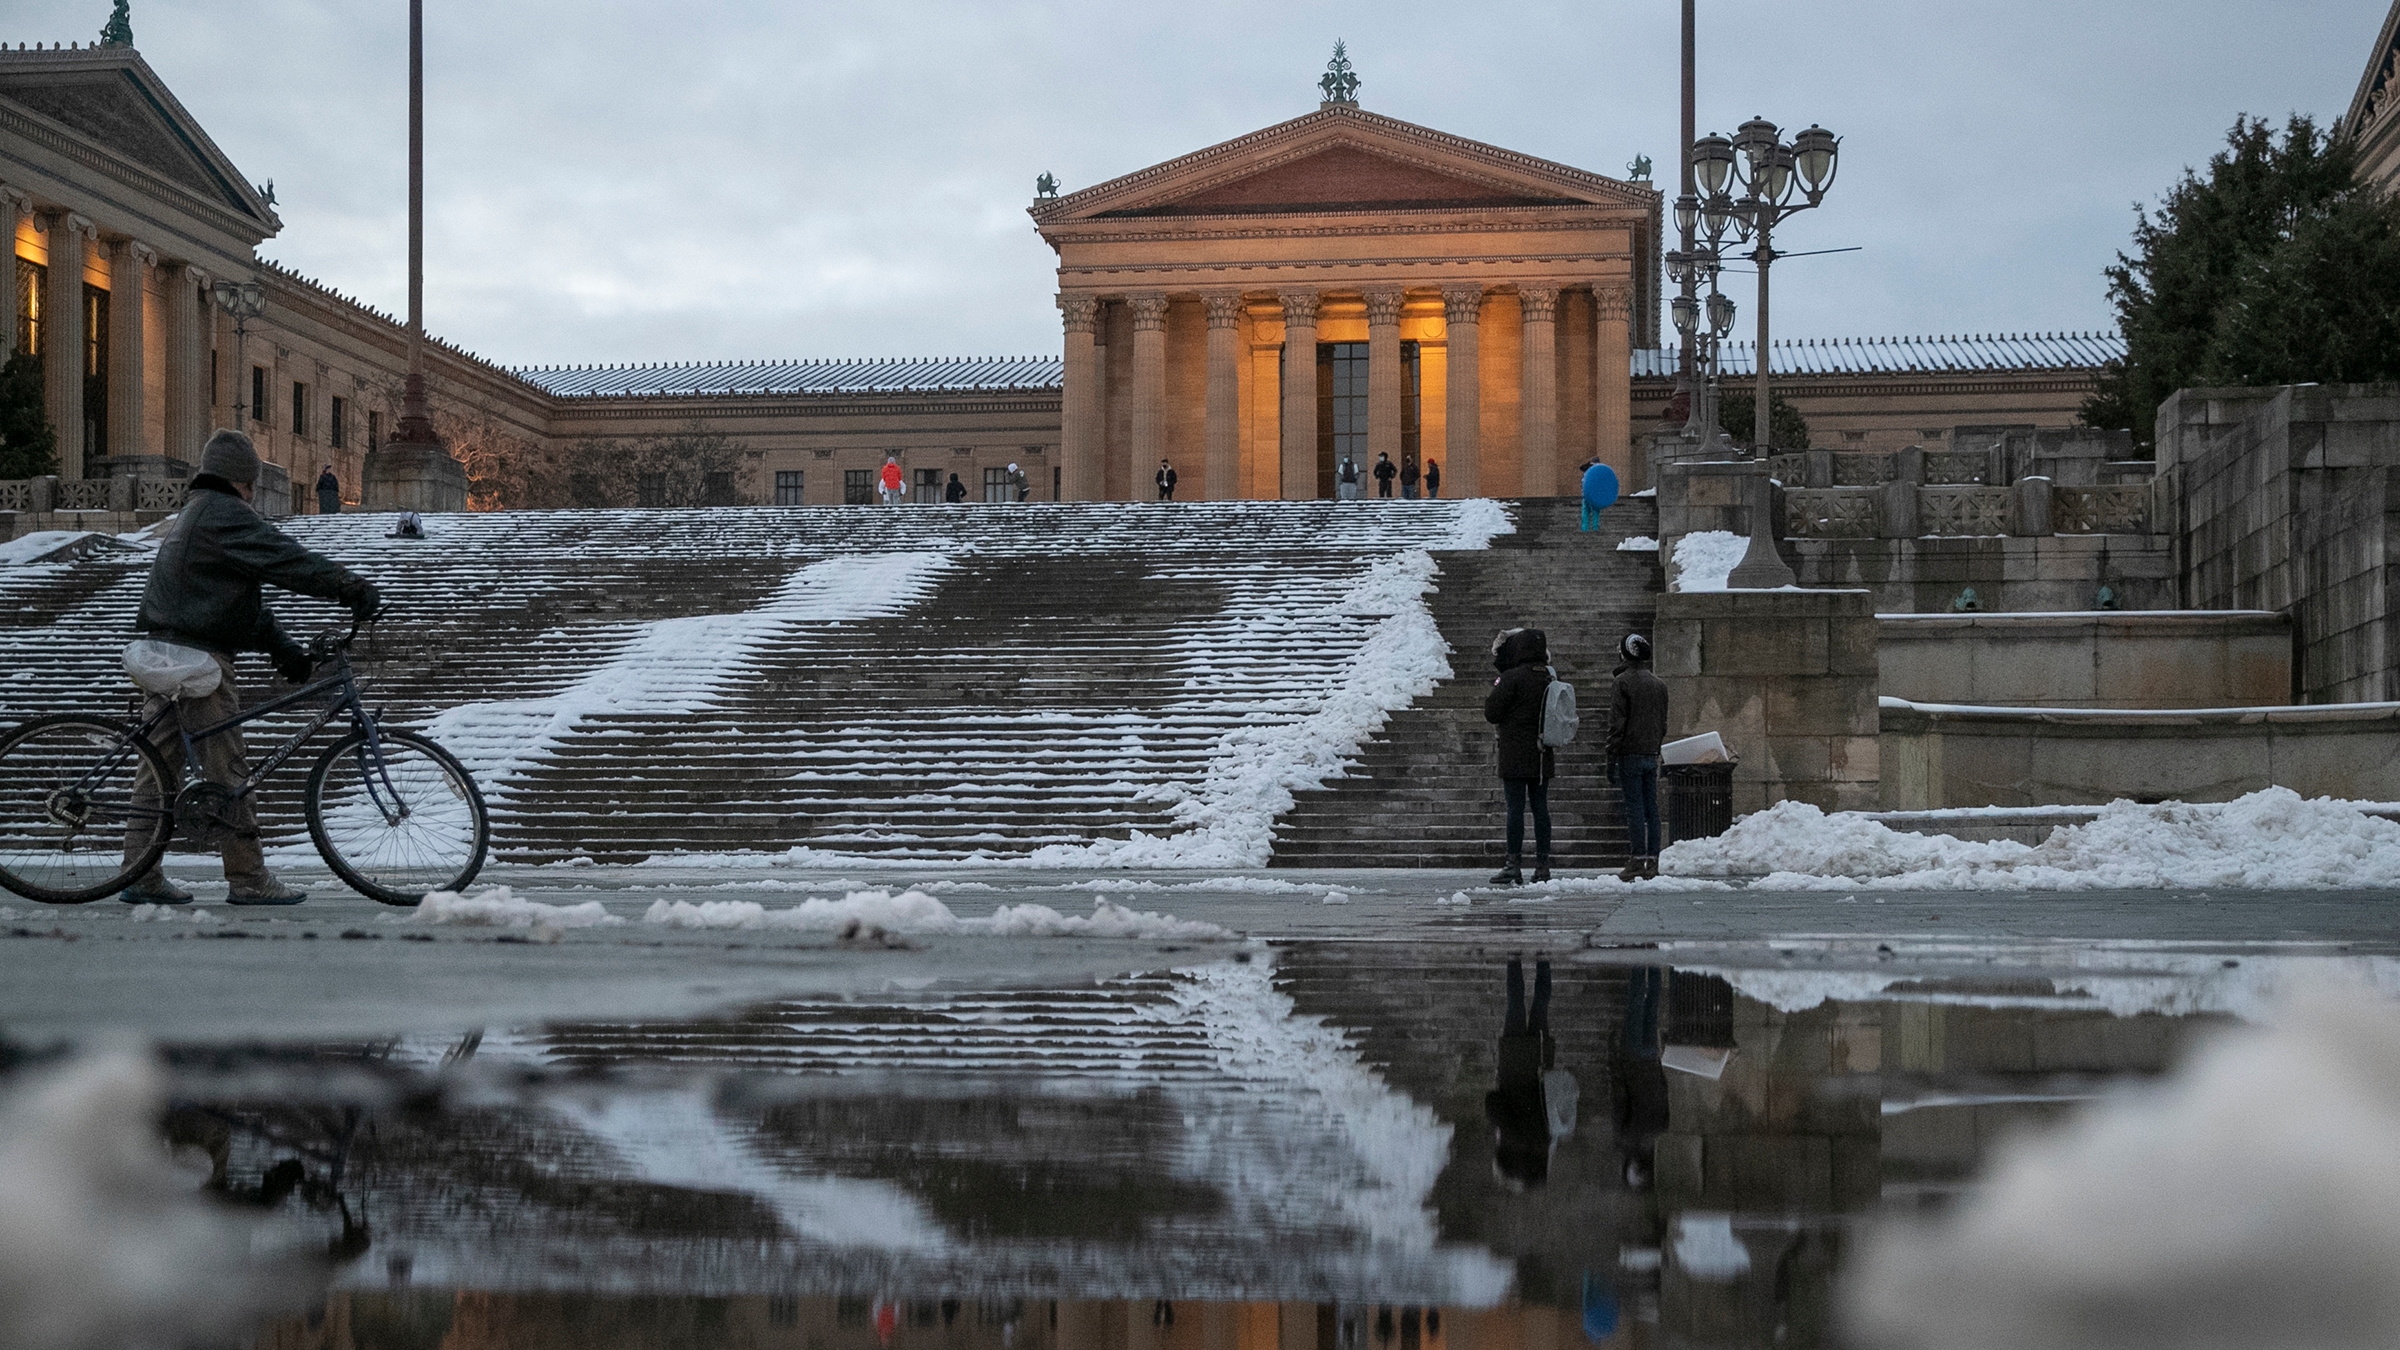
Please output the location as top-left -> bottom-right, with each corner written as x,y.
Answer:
1693,119 -> 1839,455
210,279 -> 266,430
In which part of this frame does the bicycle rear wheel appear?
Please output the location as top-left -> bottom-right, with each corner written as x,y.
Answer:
305,729 -> 490,906
0,714 -> 175,904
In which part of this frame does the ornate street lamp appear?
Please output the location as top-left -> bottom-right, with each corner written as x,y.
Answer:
1697,116 -> 1840,456
210,279 -> 266,430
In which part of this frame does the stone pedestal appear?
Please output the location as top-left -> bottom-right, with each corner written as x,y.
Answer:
363,444 -> 467,513
1655,588 -> 1880,815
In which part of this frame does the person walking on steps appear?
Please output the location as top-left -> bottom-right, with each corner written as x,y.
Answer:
1424,459 -> 1442,499
1401,456 -> 1422,500
1373,452 -> 1397,498
944,472 -> 967,503
1608,633 -> 1669,880
315,463 -> 341,515
1484,627 -> 1555,885
1155,459 -> 1178,501
1007,462 -> 1029,502
1337,454 -> 1362,500
121,429 -> 383,907
878,455 -> 905,506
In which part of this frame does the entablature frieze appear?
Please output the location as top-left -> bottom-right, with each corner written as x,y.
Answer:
0,102 -> 276,259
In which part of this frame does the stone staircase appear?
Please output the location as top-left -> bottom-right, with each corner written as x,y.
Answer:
1269,497 -> 1663,869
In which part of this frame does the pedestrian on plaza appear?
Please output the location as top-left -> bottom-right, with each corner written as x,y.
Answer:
1483,627 -> 1554,885
878,455 -> 905,506
1007,462 -> 1029,502
1336,454 -> 1362,500
944,472 -> 967,503
314,463 -> 340,515
120,429 -> 381,906
1486,955 -> 1576,1188
1372,452 -> 1397,498
1424,459 -> 1442,499
1607,633 -> 1669,881
1156,459 -> 1178,501
1401,457 -> 1422,500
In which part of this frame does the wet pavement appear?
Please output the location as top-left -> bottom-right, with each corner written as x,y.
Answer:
1,866 -> 2396,1348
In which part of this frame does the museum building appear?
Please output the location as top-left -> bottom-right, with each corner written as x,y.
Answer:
4,30 -> 2112,516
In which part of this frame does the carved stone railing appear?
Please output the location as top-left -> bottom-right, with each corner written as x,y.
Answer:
53,479 -> 112,511
1830,453 -> 1894,487
1919,485 -> 2011,537
0,479 -> 36,512
1784,487 -> 1882,539
1921,450 -> 1993,485
1766,453 -> 1807,484
136,479 -> 189,512
2052,484 -> 2150,535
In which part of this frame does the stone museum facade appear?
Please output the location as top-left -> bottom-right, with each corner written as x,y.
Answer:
4,34 -> 2110,515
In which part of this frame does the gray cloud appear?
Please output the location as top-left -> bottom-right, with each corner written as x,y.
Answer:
13,0 -> 2381,365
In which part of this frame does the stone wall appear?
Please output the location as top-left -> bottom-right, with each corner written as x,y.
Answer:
1655,589 -> 1879,813
1878,610 -> 2291,709
1878,699 -> 2400,809
1792,534 -> 2175,613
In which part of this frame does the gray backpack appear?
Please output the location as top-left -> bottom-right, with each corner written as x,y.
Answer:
1540,671 -> 1578,747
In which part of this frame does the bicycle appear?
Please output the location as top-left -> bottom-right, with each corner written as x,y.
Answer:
0,620 -> 489,906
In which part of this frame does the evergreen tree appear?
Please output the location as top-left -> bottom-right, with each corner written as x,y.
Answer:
99,1 -> 133,47
0,351 -> 58,479
1715,387 -> 1810,451
2083,114 -> 2400,443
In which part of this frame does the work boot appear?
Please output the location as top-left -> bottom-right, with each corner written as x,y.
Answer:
1643,856 -> 1662,880
1618,858 -> 1646,882
225,870 -> 308,906
119,871 -> 194,905
1531,863 -> 1552,884
1488,858 -> 1523,886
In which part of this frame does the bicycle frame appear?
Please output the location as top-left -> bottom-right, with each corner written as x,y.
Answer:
130,645 -> 412,831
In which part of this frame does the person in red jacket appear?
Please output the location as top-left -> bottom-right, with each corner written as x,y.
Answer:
878,455 -> 905,505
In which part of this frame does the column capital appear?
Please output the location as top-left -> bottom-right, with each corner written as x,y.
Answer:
1058,293 -> 1099,335
114,238 -> 158,269
0,185 -> 30,211
1277,290 -> 1321,325
47,211 -> 96,241
1202,292 -> 1244,329
180,262 -> 213,288
1363,289 -> 1405,327
1128,293 -> 1169,331
1518,285 -> 1559,324
1441,286 -> 1485,325
1592,283 -> 1633,322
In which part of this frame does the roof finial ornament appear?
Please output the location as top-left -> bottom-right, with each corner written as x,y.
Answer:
1034,171 -> 1058,199
98,0 -> 132,47
1318,40 -> 1359,108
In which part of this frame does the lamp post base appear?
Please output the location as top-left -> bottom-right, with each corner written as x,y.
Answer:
363,444 -> 466,513
1726,465 -> 1796,589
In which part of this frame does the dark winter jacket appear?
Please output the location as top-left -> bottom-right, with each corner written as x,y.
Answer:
1483,628 -> 1554,781
137,478 -> 370,660
1372,457 -> 1397,484
944,475 -> 967,503
1400,460 -> 1421,487
1486,1026 -> 1558,1185
1607,661 -> 1670,759
1424,462 -> 1442,494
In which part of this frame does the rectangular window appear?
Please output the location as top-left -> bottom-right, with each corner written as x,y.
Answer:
1315,341 -> 1367,499
291,382 -> 308,440
983,466 -> 1012,503
843,469 -> 873,505
210,349 -> 217,404
636,473 -> 667,508
13,258 -> 40,357
773,470 -> 805,506
251,366 -> 267,427
1053,465 -> 1061,501
702,470 -> 735,506
83,285 -> 108,460
913,467 -> 940,504
329,395 -> 346,449
367,410 -> 380,450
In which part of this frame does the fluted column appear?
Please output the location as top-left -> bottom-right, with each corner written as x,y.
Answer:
0,188 -> 25,356
1365,289 -> 1404,471
1442,286 -> 1484,498
1278,290 -> 1320,499
44,213 -> 93,479
1202,293 -> 1241,500
165,264 -> 208,464
1519,285 -> 1559,496
1058,294 -> 1102,501
107,238 -> 153,462
1593,283 -> 1634,487
1128,293 -> 1168,501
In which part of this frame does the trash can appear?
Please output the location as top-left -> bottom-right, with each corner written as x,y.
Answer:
1662,762 -> 1735,843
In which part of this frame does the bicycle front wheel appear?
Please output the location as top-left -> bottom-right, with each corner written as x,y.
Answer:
0,714 -> 175,904
305,729 -> 490,906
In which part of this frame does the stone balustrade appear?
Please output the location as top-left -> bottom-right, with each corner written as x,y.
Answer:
1781,481 -> 2150,540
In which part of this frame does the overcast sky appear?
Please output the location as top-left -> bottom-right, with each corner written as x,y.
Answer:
15,1 -> 2385,367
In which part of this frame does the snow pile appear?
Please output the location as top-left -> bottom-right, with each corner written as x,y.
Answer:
0,531 -> 101,567
1669,530 -> 1748,592
0,1044 -> 304,1349
126,904 -> 218,924
1844,982 -> 2400,1348
1617,535 -> 1661,552
418,551 -> 952,803
1665,787 -> 2400,890
642,891 -> 1232,940
415,886 -> 622,928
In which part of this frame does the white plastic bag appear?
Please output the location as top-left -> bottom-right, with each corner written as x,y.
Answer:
122,640 -> 222,699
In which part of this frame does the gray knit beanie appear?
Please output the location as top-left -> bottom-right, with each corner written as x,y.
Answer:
197,428 -> 259,484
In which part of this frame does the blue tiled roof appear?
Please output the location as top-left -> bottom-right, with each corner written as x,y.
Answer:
1634,331 -> 2122,378
515,356 -> 1066,398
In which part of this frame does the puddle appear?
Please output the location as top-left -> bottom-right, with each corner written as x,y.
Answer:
3,937 -> 2392,1348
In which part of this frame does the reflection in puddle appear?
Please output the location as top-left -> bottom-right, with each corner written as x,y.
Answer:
7,940 -> 2389,1348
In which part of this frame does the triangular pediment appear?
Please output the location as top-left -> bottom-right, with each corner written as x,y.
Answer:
1035,104 -> 1654,226
0,48 -> 277,229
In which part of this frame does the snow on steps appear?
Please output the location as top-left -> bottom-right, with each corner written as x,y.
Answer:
0,501 -> 1513,866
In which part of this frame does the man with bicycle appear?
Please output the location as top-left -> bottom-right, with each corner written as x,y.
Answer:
120,430 -> 381,905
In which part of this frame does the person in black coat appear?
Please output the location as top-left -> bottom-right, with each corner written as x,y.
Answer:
943,472 -> 967,503
1156,459 -> 1178,501
1608,633 -> 1671,880
314,463 -> 340,515
1487,955 -> 1573,1187
1400,457 -> 1422,500
1424,459 -> 1442,499
1372,452 -> 1397,498
1482,627 -> 1554,884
